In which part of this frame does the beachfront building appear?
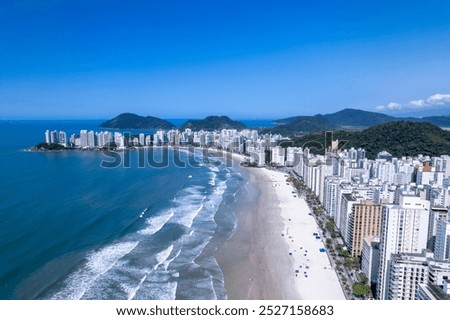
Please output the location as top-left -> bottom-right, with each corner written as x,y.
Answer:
323,176 -> 345,219
58,131 -> 67,147
339,193 -> 358,245
377,195 -> 430,300
300,153 -> 333,203
145,135 -> 151,146
114,132 -> 125,148
87,130 -> 95,148
285,147 -> 299,167
292,149 -> 304,176
347,200 -> 382,257
80,130 -> 88,147
139,133 -> 145,146
333,184 -> 352,232
271,146 -> 285,166
50,130 -> 58,144
361,236 -> 381,286
248,145 -> 266,167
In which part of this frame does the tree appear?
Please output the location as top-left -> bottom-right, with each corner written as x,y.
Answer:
352,283 -> 371,297
339,250 -> 350,258
358,273 -> 368,284
345,257 -> 360,268
326,220 -> 335,231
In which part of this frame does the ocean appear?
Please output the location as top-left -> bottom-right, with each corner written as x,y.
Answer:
0,119 -> 268,300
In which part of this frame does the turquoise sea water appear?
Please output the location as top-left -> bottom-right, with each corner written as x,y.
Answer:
0,120 -> 257,299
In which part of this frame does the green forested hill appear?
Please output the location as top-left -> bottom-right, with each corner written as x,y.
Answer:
180,116 -> 247,131
291,121 -> 450,159
101,113 -> 175,129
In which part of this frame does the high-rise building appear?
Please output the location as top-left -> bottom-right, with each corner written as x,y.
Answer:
417,279 -> 450,300
139,133 -> 145,146
50,130 -> 58,144
45,130 -> 50,144
347,200 -> 382,257
357,148 -> 366,167
389,250 -> 450,300
248,146 -> 266,167
388,251 -> 432,300
70,134 -> 76,147
377,195 -> 430,300
87,130 -> 95,148
427,206 -> 448,250
80,130 -> 88,147
441,155 -> 450,178
361,236 -> 380,285
59,131 -> 67,147
145,135 -> 151,146
375,161 -> 395,184
285,147 -> 299,167
271,146 -> 285,166
339,193 -> 358,243
114,132 -> 124,148
323,177 -> 343,219
435,219 -> 450,261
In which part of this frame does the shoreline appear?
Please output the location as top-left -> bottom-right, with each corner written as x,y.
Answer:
216,167 -> 345,300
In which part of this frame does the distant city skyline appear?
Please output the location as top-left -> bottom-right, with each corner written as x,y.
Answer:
1,1 -> 450,119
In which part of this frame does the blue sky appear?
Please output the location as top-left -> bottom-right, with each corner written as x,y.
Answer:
1,0 -> 450,119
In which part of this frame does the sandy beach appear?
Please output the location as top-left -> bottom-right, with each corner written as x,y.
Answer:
217,166 -> 345,300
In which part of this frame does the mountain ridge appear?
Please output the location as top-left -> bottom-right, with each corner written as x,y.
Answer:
270,108 -> 450,134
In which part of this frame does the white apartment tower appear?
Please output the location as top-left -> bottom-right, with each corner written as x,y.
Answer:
323,177 -> 343,219
388,251 -> 450,300
87,130 -> 95,148
376,195 -> 430,300
50,130 -> 58,144
361,236 -> 381,285
388,252 -> 431,300
339,193 -> 358,244
59,131 -> 67,147
80,130 -> 88,147
271,146 -> 285,166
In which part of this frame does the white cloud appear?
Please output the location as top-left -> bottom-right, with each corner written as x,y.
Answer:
374,102 -> 402,112
386,102 -> 402,110
426,93 -> 450,105
374,92 -> 450,112
409,99 -> 427,108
